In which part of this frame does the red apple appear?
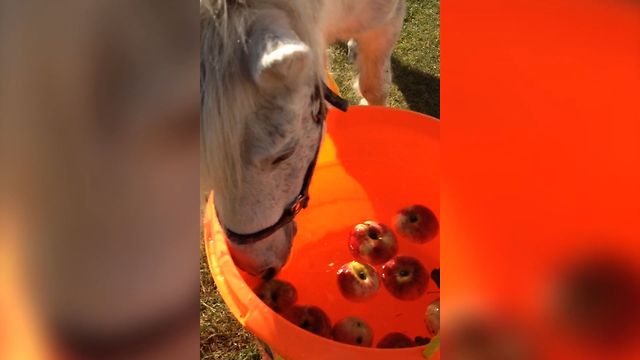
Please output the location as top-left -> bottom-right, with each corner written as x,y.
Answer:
331,316 -> 373,347
381,256 -> 428,300
349,221 -> 398,264
431,267 -> 440,288
414,336 -> 431,345
336,261 -> 380,301
425,299 -> 440,335
254,279 -> 297,313
394,205 -> 439,243
284,305 -> 332,338
377,332 -> 416,348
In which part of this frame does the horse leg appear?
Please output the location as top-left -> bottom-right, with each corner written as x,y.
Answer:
354,1 -> 405,106
347,39 -> 358,63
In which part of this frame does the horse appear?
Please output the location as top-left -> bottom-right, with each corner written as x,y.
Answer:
200,0 -> 406,278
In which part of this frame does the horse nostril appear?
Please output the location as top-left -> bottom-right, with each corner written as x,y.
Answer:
262,267 -> 277,281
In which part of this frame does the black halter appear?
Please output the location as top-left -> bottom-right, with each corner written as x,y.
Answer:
217,82 -> 348,245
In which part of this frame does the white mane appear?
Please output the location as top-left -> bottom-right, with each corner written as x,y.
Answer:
200,0 -> 250,196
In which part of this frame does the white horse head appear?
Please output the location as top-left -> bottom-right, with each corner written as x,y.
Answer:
200,0 -> 405,278
201,0 -> 329,278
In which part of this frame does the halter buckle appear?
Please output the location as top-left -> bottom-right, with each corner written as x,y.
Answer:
289,194 -> 309,216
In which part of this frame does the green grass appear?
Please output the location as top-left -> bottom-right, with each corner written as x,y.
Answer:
200,1 -> 439,358
329,0 -> 440,118
200,244 -> 262,359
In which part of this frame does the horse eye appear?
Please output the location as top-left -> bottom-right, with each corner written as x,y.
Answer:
271,147 -> 296,165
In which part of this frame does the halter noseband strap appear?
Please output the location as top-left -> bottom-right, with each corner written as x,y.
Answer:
217,82 -> 348,245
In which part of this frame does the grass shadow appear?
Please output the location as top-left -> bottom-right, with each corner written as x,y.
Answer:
391,56 -> 440,118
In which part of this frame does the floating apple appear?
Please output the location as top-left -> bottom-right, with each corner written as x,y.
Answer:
414,336 -> 431,345
348,221 -> 398,264
425,299 -> 440,335
331,316 -> 373,347
336,261 -> 380,301
381,256 -> 428,300
377,332 -> 415,348
394,205 -> 439,243
431,267 -> 440,288
254,279 -> 297,313
284,305 -> 332,338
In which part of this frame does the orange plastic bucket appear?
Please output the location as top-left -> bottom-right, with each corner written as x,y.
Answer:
204,106 -> 440,359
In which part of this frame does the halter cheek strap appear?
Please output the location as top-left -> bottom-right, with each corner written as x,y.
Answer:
220,141 -> 317,245
216,82 -> 348,245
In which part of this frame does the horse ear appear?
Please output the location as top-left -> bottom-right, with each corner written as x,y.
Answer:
248,28 -> 311,90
